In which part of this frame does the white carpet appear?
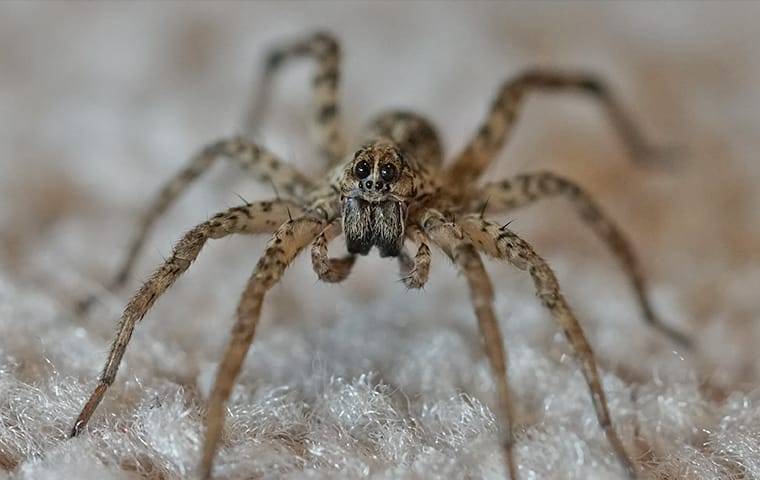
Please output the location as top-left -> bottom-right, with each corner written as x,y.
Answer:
2,2 -> 760,479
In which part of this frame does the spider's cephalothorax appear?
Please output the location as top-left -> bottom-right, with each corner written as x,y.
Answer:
71,31 -> 692,480
335,110 -> 443,257
334,111 -> 443,257
337,142 -> 414,256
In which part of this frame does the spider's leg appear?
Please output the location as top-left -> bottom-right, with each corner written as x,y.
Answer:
457,213 -> 638,479
419,209 -> 517,480
446,68 -> 673,188
398,224 -> 431,289
69,200 -> 300,437
311,219 -> 356,283
200,215 -> 326,480
243,31 -> 346,167
75,138 -> 313,315
472,172 -> 691,348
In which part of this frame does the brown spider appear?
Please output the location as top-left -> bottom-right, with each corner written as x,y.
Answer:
70,31 -> 690,479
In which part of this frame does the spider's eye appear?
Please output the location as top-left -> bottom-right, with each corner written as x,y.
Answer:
379,163 -> 397,183
354,160 -> 371,179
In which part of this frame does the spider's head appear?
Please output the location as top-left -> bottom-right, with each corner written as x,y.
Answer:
338,141 -> 416,258
340,141 -> 415,202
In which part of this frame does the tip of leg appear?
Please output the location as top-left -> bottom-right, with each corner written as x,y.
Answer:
198,456 -> 214,480
623,460 -> 639,480
645,309 -> 694,351
671,331 -> 694,351
501,433 -> 518,480
656,323 -> 694,351
632,143 -> 686,171
611,442 -> 639,480
73,295 -> 96,316
69,409 -> 93,438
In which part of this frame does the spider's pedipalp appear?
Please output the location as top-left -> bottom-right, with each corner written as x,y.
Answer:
419,208 -> 518,479
243,31 -> 346,166
310,216 -> 430,287
398,224 -> 432,289
311,220 -> 356,283
74,137 -> 313,316
200,214 -> 327,480
472,171 -> 691,348
459,213 -> 638,479
70,199 -> 299,437
446,68 -> 672,190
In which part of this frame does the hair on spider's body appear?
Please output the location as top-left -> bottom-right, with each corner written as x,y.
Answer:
71,31 -> 692,480
336,137 -> 439,257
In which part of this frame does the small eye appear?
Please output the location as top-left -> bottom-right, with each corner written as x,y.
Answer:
354,160 -> 371,179
379,163 -> 397,182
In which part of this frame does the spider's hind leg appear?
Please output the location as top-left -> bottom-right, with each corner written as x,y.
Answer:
446,68 -> 674,189
74,139 -> 313,316
244,31 -> 347,167
473,171 -> 691,348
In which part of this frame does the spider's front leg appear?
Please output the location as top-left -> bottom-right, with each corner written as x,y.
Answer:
473,171 -> 691,347
458,212 -> 638,479
243,31 -> 347,167
419,209 -> 518,480
70,199 -> 301,437
75,138 -> 313,315
200,214 -> 327,479
446,68 -> 675,188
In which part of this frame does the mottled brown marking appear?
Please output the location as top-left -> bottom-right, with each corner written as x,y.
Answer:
243,31 -> 346,168
454,214 -> 638,478
420,209 -> 517,479
71,31 -> 684,480
445,67 -> 676,191
71,200 -> 304,439
74,138 -> 315,316
472,171 -> 690,347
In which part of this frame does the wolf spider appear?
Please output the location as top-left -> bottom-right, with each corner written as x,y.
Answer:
70,32 -> 690,479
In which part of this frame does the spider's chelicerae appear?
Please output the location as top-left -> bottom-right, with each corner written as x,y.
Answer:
71,32 -> 690,479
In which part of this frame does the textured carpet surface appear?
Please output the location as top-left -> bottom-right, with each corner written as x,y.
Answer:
2,2 -> 760,479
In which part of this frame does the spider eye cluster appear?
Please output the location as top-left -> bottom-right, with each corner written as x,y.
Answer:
354,160 -> 371,179
353,160 -> 399,183
379,163 -> 397,182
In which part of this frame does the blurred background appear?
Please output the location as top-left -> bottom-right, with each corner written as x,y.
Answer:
1,2 -> 759,479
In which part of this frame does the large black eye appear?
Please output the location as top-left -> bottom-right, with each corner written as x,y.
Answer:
379,163 -> 397,182
354,160 -> 371,179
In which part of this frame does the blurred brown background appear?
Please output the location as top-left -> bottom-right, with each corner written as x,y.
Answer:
3,1 -> 758,377
1,2 -> 759,478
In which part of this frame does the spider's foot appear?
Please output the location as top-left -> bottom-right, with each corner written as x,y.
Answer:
399,270 -> 425,290
316,255 -> 355,283
72,294 -> 97,317
655,322 -> 693,350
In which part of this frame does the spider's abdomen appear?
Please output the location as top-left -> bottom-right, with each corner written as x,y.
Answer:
363,111 -> 443,167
